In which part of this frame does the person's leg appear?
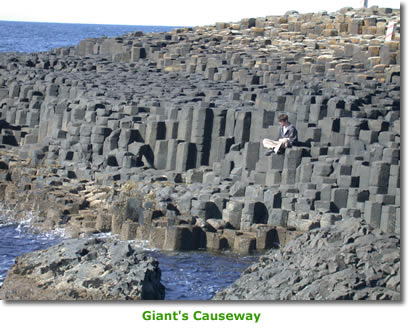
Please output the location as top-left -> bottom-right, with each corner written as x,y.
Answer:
263,138 -> 278,149
263,138 -> 280,155
274,138 -> 289,153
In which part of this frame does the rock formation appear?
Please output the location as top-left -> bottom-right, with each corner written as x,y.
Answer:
0,5 -> 400,254
213,219 -> 400,300
0,238 -> 165,300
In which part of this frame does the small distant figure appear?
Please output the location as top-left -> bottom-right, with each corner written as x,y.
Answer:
263,114 -> 298,156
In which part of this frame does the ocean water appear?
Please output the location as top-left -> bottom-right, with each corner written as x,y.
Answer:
0,20 -> 179,53
151,250 -> 259,300
0,214 -> 62,288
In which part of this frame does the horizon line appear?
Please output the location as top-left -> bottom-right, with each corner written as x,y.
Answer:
0,19 -> 188,28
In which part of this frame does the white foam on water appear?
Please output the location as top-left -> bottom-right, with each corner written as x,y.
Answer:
91,232 -> 118,239
127,239 -> 159,251
0,206 -> 66,241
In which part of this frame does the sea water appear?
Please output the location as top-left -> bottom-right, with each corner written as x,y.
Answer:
0,20 -> 179,53
0,212 -> 62,287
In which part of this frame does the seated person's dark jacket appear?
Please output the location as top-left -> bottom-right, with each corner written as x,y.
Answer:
276,125 -> 298,146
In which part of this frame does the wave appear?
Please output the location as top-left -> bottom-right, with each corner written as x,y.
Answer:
0,205 -> 67,239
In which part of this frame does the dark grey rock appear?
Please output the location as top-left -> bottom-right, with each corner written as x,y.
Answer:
0,238 -> 165,300
213,219 -> 400,300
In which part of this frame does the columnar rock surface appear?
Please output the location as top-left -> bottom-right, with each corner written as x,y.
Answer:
0,238 -> 165,300
0,5 -> 400,253
212,219 -> 400,300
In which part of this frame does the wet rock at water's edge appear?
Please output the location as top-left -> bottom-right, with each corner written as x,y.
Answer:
0,238 -> 165,300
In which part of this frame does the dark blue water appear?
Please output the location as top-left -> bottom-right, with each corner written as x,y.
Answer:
0,221 -> 61,287
0,20 -> 180,53
152,250 -> 259,300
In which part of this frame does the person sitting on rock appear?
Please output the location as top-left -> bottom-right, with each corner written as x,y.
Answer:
263,114 -> 298,156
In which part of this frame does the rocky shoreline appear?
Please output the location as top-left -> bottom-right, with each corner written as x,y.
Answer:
0,5 -> 400,300
0,238 -> 165,300
213,218 -> 400,300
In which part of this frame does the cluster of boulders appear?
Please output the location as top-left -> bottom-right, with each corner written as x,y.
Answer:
213,219 -> 400,300
0,238 -> 165,300
0,5 -> 400,254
